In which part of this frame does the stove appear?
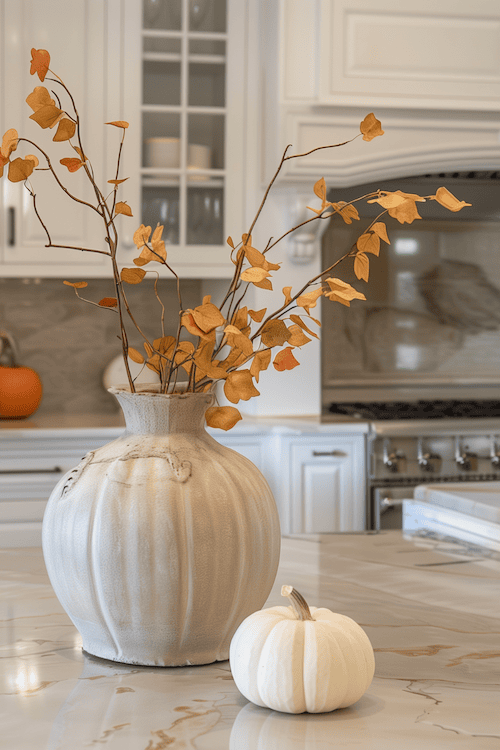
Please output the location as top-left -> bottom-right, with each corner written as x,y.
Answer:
327,400 -> 500,530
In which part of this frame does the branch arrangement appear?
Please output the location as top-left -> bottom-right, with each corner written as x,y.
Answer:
0,49 -> 471,429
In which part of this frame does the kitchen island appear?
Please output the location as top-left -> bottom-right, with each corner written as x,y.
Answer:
1,530 -> 499,749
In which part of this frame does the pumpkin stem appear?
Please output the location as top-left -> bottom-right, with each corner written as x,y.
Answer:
281,584 -> 314,621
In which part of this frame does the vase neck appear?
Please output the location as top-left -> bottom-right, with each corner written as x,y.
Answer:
110,388 -> 214,436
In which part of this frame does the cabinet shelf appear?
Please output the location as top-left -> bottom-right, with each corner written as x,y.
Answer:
143,52 -> 226,65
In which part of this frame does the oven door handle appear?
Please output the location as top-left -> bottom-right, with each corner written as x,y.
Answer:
372,487 -> 414,531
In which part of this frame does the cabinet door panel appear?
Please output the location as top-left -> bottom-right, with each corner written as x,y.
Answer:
1,0 -> 110,271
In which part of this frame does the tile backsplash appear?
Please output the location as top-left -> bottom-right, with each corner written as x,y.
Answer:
0,277 -> 202,414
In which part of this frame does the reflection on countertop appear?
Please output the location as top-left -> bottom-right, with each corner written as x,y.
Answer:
1,530 -> 499,749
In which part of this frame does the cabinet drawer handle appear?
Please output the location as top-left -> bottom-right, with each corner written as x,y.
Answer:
0,467 -> 62,475
312,450 -> 346,457
8,207 -> 15,246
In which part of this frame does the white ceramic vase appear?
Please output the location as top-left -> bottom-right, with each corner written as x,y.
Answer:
42,385 -> 281,666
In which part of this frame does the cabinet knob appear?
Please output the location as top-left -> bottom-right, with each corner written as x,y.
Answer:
312,450 -> 347,457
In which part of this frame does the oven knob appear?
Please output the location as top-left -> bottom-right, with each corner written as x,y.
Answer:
383,440 -> 406,473
417,439 -> 441,473
490,437 -> 500,468
455,438 -> 478,472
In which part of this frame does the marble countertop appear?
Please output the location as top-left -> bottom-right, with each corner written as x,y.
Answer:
414,481 -> 500,525
1,530 -> 499,749
0,411 -> 370,438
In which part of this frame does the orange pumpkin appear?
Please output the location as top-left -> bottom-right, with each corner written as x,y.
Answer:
0,331 -> 42,419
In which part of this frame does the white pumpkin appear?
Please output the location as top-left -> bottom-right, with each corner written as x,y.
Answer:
229,585 -> 375,714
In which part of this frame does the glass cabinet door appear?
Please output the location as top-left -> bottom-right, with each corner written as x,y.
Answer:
141,0 -> 228,254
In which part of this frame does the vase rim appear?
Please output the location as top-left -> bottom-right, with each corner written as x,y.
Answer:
108,383 -> 213,399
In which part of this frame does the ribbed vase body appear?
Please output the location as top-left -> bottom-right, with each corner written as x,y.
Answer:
42,386 -> 281,666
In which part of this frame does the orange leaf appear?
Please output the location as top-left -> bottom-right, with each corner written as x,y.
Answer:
30,48 -> 50,82
128,347 -> 144,364
372,221 -> 390,244
133,224 -> 151,250
223,370 -> 260,404
205,406 -> 242,431
105,121 -> 129,128
8,157 -> 35,182
273,346 -> 300,372
296,287 -> 323,314
1,129 -> 18,158
115,201 -> 133,217
193,342 -> 228,380
29,104 -> 63,129
240,266 -> 271,283
98,297 -> 118,308
192,302 -> 225,333
151,224 -> 166,261
108,178 -> 129,185
53,118 -> 76,142
356,232 -> 380,257
224,327 -> 253,358
354,252 -> 370,282
433,187 -> 471,213
231,306 -> 248,331
360,113 -> 384,142
249,349 -> 271,382
120,267 -> 146,284
324,278 -> 366,307
287,324 -> 311,347
153,336 -> 177,356
289,314 -> 319,339
369,191 -> 425,225
248,308 -> 266,323
253,277 -> 273,291
63,280 -> 88,288
227,236 -> 235,248
0,153 -> 9,178
330,201 -> 360,224
282,286 -> 292,306
26,86 -> 55,113
260,319 -> 291,347
60,157 -> 83,173
25,154 -> 39,169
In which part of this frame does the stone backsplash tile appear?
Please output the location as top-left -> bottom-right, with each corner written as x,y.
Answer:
0,277 -> 201,414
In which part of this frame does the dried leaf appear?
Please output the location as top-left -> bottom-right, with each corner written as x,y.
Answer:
60,157 -> 83,173
108,178 -> 129,185
224,370 -> 260,404
248,308 -> 266,323
144,342 -> 154,357
289,314 -> 319,339
224,327 -> 253,357
296,287 -> 323,314
231,306 -> 248,330
194,341 -> 228,379
151,224 -> 166,261
330,201 -> 360,224
133,224 -> 151,250
1,128 -> 19,158
433,187 -> 472,213
360,113 -> 384,141
153,336 -> 176,355
53,118 -> 76,142
287,324 -> 311,347
205,406 -> 242,431
249,349 -> 271,382
120,267 -> 146,284
192,302 -> 225,333
369,191 -> 425,224
354,252 -> 370,282
29,104 -> 63,129
324,278 -> 366,307
273,347 -> 300,372
227,236 -> 235,249
128,347 -> 144,364
372,221 -> 390,244
356,232 -> 380,257
74,147 -> 87,162
26,86 -> 55,113
0,153 -> 9,178
8,157 -> 35,182
30,48 -> 50,82
98,297 -> 118,307
240,266 -> 271,283
115,201 -> 133,217
260,319 -> 291,347
253,277 -> 273,291
63,280 -> 88,288
146,354 -> 161,373
105,121 -> 129,128
220,348 -> 247,371
282,286 -> 293,306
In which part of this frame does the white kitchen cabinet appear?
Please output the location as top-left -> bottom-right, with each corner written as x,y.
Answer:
265,0 -> 500,187
272,433 -> 366,534
0,0 -> 127,277
120,0 -> 247,279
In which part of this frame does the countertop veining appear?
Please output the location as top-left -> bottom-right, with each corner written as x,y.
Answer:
1,530 -> 499,748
